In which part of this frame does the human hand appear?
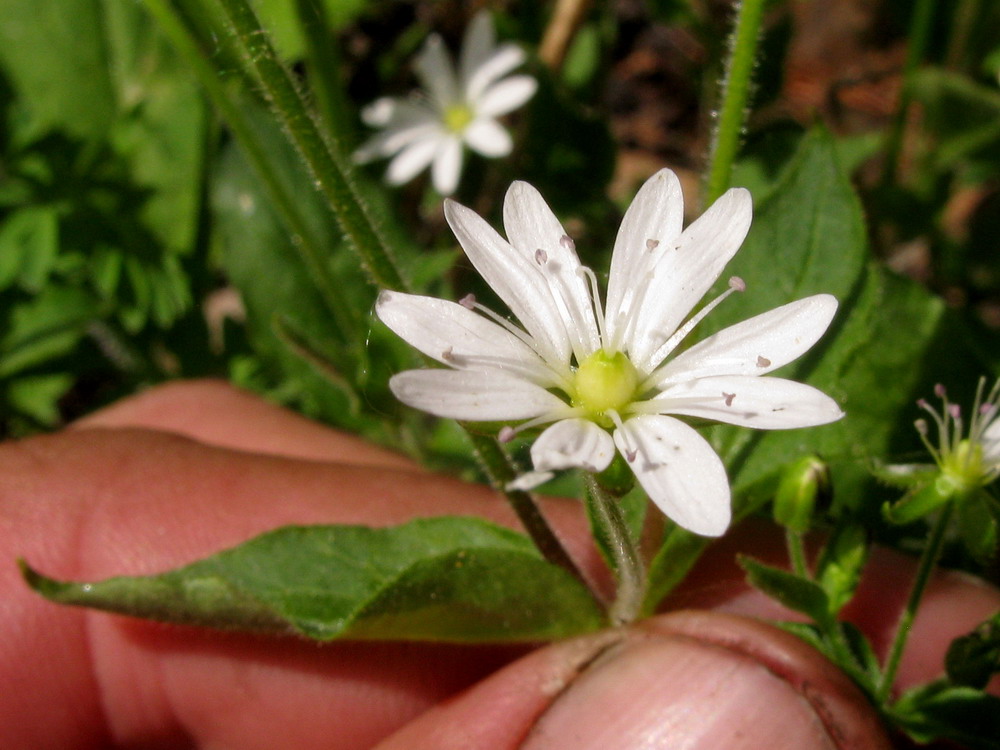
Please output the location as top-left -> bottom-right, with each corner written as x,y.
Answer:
3,380 -> 997,748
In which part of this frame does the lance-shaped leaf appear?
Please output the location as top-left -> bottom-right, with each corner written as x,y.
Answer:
21,517 -> 604,642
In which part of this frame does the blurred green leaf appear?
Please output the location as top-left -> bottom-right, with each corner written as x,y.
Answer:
0,286 -> 99,377
23,517 -> 605,642
0,206 -> 59,291
891,679 -> 1000,748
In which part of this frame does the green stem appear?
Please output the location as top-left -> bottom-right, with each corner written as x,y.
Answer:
880,0 -> 938,186
213,0 -> 409,292
467,433 -> 598,605
292,0 -> 356,147
142,0 -> 360,367
785,529 -> 810,579
876,501 -> 954,703
703,0 -> 767,207
584,475 -> 646,625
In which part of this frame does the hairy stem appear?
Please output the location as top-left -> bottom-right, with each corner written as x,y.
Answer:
703,0 -> 767,207
584,475 -> 646,625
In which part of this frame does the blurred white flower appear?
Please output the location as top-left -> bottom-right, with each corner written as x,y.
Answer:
354,11 -> 536,195
377,170 -> 844,536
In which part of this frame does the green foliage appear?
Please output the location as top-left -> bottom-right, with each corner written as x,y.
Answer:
22,517 -> 604,642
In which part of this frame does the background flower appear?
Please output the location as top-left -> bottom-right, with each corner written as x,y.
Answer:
354,11 -> 537,195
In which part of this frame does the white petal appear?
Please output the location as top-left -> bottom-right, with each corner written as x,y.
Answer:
464,118 -> 513,157
375,291 -> 555,384
531,419 -> 615,473
502,181 -> 600,358
431,136 -> 464,195
354,119 -> 440,163
652,295 -> 839,386
444,199 -> 574,368
385,134 -> 442,184
980,412 -> 1000,463
507,470 -> 555,492
605,169 -> 685,347
614,415 -> 731,536
389,369 -> 567,421
459,11 -> 495,88
652,375 -> 844,429
465,45 -> 527,102
475,75 -> 537,118
360,97 -> 398,127
414,35 -> 459,107
628,187 -> 753,372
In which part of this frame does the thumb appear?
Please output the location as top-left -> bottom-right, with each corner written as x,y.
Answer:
377,610 -> 890,750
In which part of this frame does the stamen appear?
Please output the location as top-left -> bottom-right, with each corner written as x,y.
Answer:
459,293 -> 477,309
642,279 -> 747,385
498,426 -> 515,443
645,238 -> 659,251
756,355 -> 771,368
442,347 -> 455,362
500,407 -> 584,443
604,409 -> 638,462
535,248 -> 548,265
723,392 -> 736,407
577,266 -> 610,351
935,384 -> 947,398
560,235 -> 575,251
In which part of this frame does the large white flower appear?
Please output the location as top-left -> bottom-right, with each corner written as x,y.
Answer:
354,11 -> 537,196
377,170 -> 844,536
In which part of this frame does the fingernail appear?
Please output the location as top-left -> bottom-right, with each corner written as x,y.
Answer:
522,612 -> 889,750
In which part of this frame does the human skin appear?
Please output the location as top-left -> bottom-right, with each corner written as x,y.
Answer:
1,379 -> 997,748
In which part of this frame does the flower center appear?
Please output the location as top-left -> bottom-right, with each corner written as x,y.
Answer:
443,104 -> 473,133
573,350 -> 640,424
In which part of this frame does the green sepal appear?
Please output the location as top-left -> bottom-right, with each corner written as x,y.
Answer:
21,517 -> 605,642
815,523 -> 869,615
882,477 -> 957,525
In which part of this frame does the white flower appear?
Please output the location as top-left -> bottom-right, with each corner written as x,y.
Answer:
354,11 -> 537,196
916,379 -> 1000,492
377,170 -> 844,536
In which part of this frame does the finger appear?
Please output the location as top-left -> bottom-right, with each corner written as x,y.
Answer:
1,428 -> 598,749
73,379 -> 419,469
377,610 -> 891,750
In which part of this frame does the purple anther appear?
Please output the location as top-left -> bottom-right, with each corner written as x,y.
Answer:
498,426 -> 515,443
723,392 -> 736,407
459,293 -> 477,309
729,276 -> 746,292
645,238 -> 659,251
535,248 -> 548,265
756,355 -> 771,368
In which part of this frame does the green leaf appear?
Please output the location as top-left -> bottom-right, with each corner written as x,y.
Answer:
22,518 -> 605,642
0,206 -> 59,291
739,555 -> 831,624
0,286 -> 98,377
815,523 -> 869,614
0,0 -> 116,142
891,679 -> 1000,749
945,611 -> 1000,690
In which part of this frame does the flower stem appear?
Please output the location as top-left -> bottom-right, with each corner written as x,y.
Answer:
876,501 -> 954,703
584,475 -> 646,625
539,0 -> 593,71
212,0 -> 409,292
703,0 -> 767,207
142,0 -> 361,371
880,0 -> 937,187
785,529 -> 810,579
467,433 -> 598,604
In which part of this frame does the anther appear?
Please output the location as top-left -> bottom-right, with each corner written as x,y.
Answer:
626,449 -> 638,463
934,384 -> 947,398
729,276 -> 746,292
723,392 -> 736,407
645,238 -> 659,251
535,248 -> 548,265
915,418 -> 928,435
560,235 -> 575,251
459,293 -> 477,309
756,355 -> 771,368
442,347 -> 455,362
498,426 -> 515,443
916,398 -> 930,410
948,404 -> 961,419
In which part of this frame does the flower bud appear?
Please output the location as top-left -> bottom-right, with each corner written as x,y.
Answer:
773,455 -> 830,534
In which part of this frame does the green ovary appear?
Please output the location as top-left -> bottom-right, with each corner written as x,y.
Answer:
443,104 -> 473,133
942,438 -> 986,492
573,350 -> 640,425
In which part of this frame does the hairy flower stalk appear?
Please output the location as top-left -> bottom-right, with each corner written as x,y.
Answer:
378,169 -> 843,537
355,11 -> 536,195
